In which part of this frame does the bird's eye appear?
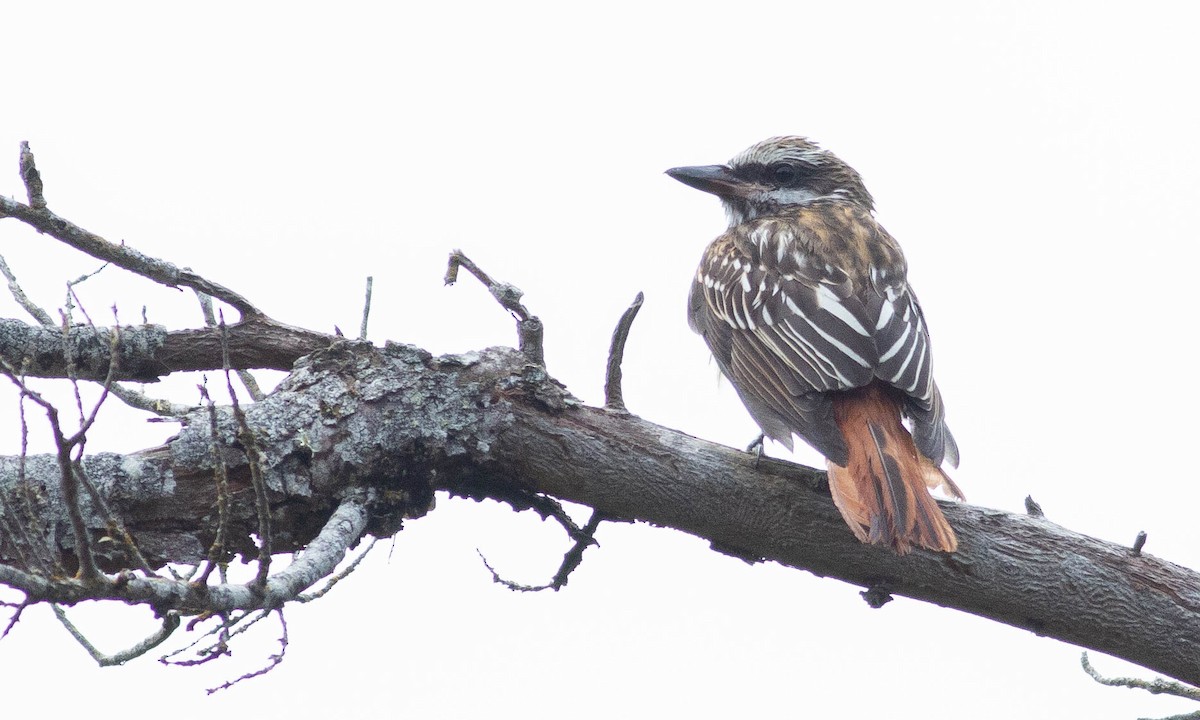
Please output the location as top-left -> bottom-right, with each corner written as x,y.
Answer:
771,163 -> 798,185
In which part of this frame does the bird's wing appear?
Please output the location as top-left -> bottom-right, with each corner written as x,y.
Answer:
866,279 -> 958,467
689,233 -> 877,463
689,215 -> 957,468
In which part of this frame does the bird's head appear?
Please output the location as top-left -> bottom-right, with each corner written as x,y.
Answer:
666,136 -> 874,227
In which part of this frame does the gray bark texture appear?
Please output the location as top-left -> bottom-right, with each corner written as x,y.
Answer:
1,336 -> 1198,685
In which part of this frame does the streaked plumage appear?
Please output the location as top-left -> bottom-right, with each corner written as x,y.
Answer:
668,136 -> 963,554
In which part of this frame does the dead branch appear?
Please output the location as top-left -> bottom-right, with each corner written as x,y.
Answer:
445,250 -> 544,365
603,291 -> 644,412
1,145 -> 257,317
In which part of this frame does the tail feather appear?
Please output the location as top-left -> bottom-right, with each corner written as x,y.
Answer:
826,384 -> 960,554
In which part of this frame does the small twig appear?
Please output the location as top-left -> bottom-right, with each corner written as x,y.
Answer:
59,309 -> 89,425
604,291 -> 644,411
197,383 -> 231,585
359,276 -> 373,340
15,389 -> 60,573
236,370 -> 265,402
74,459 -> 156,575
0,492 -> 35,571
1081,652 -> 1200,706
107,383 -> 195,418
0,253 -> 54,325
66,263 -> 110,328
1133,531 -> 1148,556
194,288 -> 262,401
56,447 -> 101,581
220,313 -> 271,587
18,141 -> 46,209
1,357 -> 99,578
478,510 -> 608,592
53,604 -> 180,666
161,608 -> 259,664
194,287 -> 217,326
1024,495 -> 1044,517
206,609 -> 288,694
1,597 -> 30,639
65,316 -> 121,445
445,250 -> 544,365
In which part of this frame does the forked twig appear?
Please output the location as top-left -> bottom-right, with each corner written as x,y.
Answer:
53,604 -> 180,666
445,250 -> 544,365
205,609 -> 289,694
479,509 -> 609,592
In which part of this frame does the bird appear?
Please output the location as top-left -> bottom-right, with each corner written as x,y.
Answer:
667,136 -> 963,554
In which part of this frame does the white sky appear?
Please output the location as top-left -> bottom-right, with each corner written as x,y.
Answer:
2,2 -> 1199,718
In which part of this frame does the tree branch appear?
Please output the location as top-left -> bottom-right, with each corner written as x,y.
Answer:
0,316 -> 333,380
2,340 -> 1197,685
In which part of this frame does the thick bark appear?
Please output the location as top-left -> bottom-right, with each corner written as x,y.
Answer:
1,339 -> 1197,686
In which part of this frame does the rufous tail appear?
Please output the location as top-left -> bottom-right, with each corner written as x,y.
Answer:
826,383 -> 963,554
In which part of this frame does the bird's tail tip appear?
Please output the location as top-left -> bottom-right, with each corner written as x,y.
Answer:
826,409 -> 960,555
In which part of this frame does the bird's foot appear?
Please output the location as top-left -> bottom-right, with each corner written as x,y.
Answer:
745,433 -> 766,468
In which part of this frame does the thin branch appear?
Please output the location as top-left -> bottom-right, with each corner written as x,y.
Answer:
221,316 -> 271,587
74,459 -> 156,576
359,276 -> 373,340
58,309 -> 89,424
107,383 -> 195,418
160,610 -> 253,665
1081,652 -> 1200,708
603,291 -> 644,411
297,537 -> 377,603
1,363 -> 104,581
66,264 -> 110,328
0,253 -> 54,325
478,509 -> 608,592
195,288 -> 263,401
205,609 -> 288,694
1,596 -> 29,639
445,250 -> 544,365
15,390 -> 61,574
53,604 -> 180,666
65,314 -> 121,445
197,383 -> 231,586
0,146 -> 260,318
56,444 -> 101,581
194,288 -> 217,326
235,370 -> 265,402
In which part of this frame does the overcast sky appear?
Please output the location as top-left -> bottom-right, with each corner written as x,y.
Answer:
2,2 -> 1199,718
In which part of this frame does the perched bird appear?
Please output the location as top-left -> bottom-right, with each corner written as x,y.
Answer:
667,136 -> 963,554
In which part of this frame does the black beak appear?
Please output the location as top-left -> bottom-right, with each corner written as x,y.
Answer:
665,164 -> 743,198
